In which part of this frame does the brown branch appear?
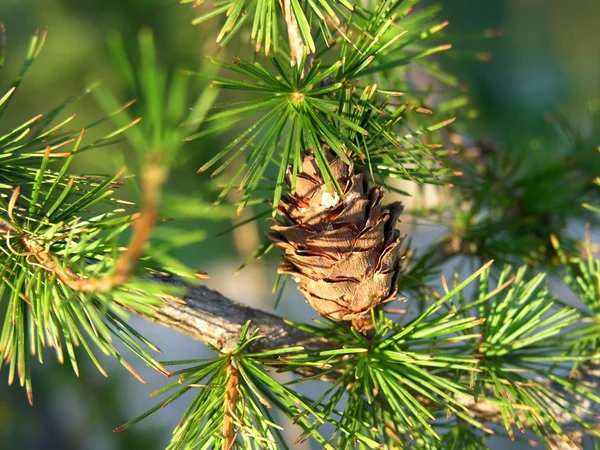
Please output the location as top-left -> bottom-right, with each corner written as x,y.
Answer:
7,162 -> 178,294
222,357 -> 240,450
110,164 -> 166,285
139,274 -> 329,354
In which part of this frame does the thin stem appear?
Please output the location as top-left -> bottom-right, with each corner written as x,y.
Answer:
279,0 -> 308,72
222,357 -> 240,450
8,162 -> 181,293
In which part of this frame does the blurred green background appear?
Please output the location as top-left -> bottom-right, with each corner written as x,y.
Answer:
0,0 -> 598,448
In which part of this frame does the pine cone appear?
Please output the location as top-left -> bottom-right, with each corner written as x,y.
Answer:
268,154 -> 404,329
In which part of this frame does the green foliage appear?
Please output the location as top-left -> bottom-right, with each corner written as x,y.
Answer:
0,26 -> 210,403
1,0 -> 599,448
93,28 -> 226,266
182,0 -> 353,56
464,266 -> 597,446
584,177 -> 600,213
116,322 -> 329,449
583,147 -> 600,214
552,233 -> 600,374
192,55 -> 453,212
0,28 -> 164,402
97,28 -> 219,169
416,103 -> 600,268
407,146 -> 596,272
0,28 -> 137,193
125,262 -> 600,449
0,137 -> 171,402
189,0 -> 460,212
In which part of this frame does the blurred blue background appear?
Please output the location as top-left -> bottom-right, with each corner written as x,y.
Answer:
0,0 -> 598,448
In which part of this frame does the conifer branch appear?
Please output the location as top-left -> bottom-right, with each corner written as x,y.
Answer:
2,10 -> 598,449
4,161 -> 169,293
130,273 -> 597,442
138,277 -> 599,447
456,363 -> 600,448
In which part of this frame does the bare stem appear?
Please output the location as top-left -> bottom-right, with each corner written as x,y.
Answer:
280,0 -> 307,70
138,274 -> 330,354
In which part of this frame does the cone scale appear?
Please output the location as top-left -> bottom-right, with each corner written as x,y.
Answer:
268,154 -> 404,331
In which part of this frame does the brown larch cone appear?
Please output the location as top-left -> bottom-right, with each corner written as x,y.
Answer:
267,153 -> 405,332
